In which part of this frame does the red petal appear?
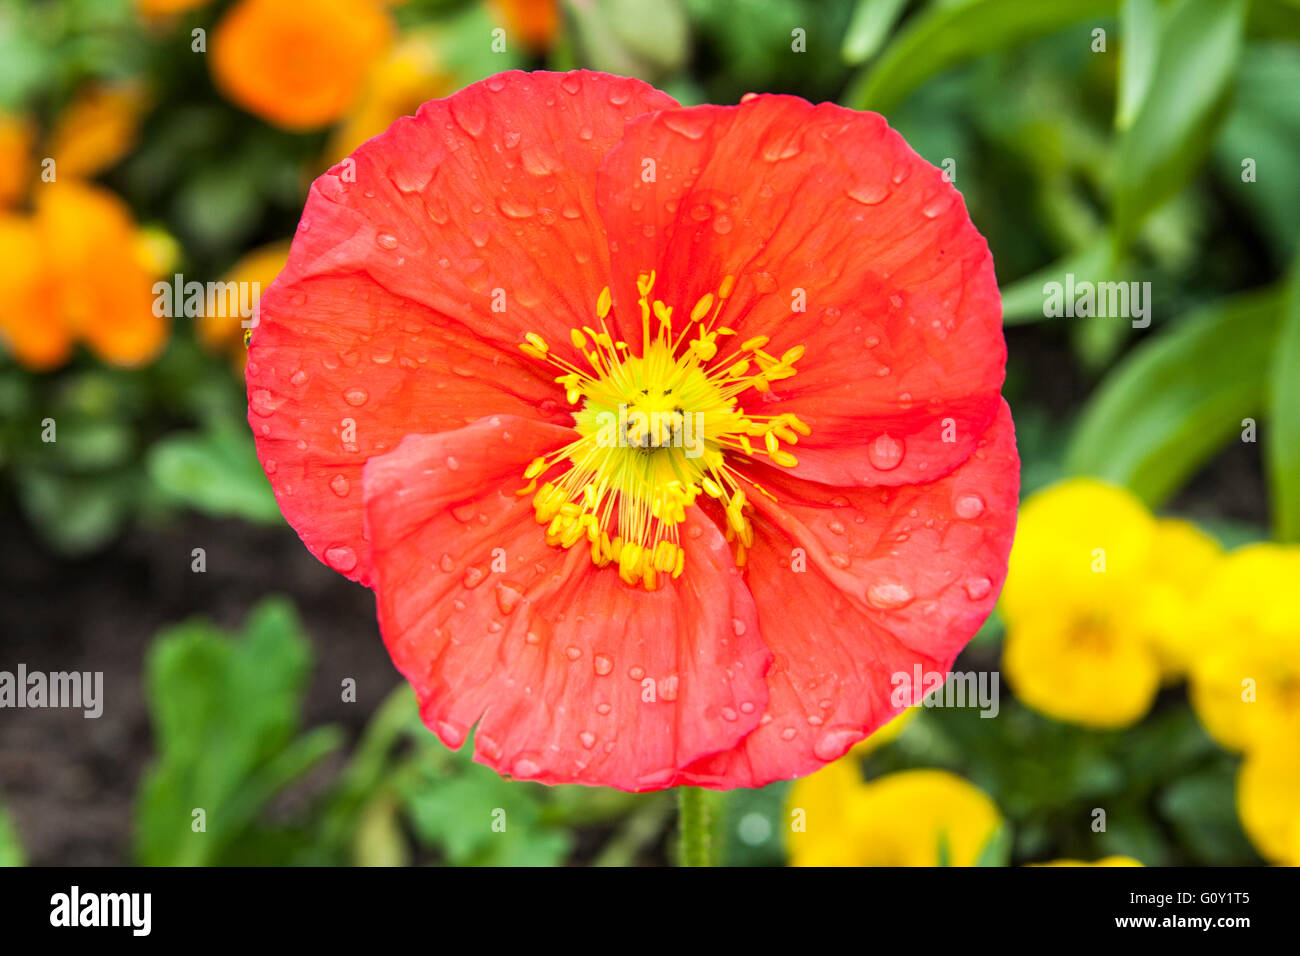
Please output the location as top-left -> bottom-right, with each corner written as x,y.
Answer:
248,70 -> 677,582
247,274 -> 568,584
362,415 -> 772,791
595,94 -> 1004,486
681,400 -> 1018,788
281,69 -> 677,351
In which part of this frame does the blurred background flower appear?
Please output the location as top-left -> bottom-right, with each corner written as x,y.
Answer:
1,0 -> 1298,867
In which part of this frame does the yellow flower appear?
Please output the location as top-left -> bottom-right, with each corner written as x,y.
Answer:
850,706 -> 917,757
1030,856 -> 1144,866
1002,479 -> 1162,727
1139,519 -> 1223,678
1236,742 -> 1300,866
787,765 -> 1003,867
1188,544 -> 1300,754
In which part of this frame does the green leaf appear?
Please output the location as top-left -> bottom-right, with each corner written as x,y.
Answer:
842,0 -> 910,64
147,420 -> 281,524
1067,287 -> 1285,505
134,598 -> 339,865
1214,44 -> 1300,261
975,823 -> 1012,866
846,0 -> 1117,113
401,760 -> 571,867
0,800 -> 24,867
1115,0 -> 1161,131
1001,237 -> 1116,324
1268,249 -> 1300,541
1111,0 -> 1247,245
1159,761 -> 1261,865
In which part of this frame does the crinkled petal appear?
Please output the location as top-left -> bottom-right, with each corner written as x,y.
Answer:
682,400 -> 1018,788
247,70 -> 677,582
362,415 -> 772,791
595,94 -> 1004,487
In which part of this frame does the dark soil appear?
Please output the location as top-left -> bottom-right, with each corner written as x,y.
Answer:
0,511 -> 400,866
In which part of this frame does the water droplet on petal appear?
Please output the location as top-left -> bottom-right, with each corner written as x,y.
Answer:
375,233 -> 398,250
813,728 -> 861,761
954,493 -> 985,519
593,653 -> 613,676
965,577 -> 993,600
325,546 -> 358,573
343,387 -> 369,407
868,433 -> 905,471
579,731 -> 597,749
329,474 -> 350,497
847,182 -> 890,205
867,581 -> 914,609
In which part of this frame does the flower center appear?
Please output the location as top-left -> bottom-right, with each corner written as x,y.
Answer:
517,272 -> 809,589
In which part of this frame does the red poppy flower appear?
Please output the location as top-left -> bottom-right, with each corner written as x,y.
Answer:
246,70 -> 1018,791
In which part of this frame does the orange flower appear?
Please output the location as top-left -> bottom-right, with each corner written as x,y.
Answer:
211,0 -> 392,130
326,30 -> 452,163
47,83 -> 150,180
137,0 -> 212,17
197,240 -> 291,372
490,0 -> 560,51
0,182 -> 167,370
0,113 -> 35,208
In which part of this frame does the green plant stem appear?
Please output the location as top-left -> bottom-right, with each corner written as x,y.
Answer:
677,787 -> 717,866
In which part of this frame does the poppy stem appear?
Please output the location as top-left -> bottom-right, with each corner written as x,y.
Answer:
676,787 -> 718,866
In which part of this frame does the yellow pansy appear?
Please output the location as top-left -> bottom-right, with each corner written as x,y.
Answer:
1002,479 -> 1163,727
1031,856 -> 1144,866
850,706 -> 917,757
1139,519 -> 1223,678
1236,743 -> 1300,866
787,765 -> 1002,867
1188,545 -> 1300,754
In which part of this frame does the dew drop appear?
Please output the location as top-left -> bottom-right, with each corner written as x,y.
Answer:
462,566 -> 486,589
329,474 -> 350,497
324,546 -> 358,573
965,577 -> 993,600
954,493 -> 986,519
813,728 -> 861,761
593,653 -> 613,676
579,731 -> 597,750
847,182 -> 890,205
439,553 -> 455,573
375,233 -> 398,250
867,433 -> 905,471
343,387 -> 369,407
867,581 -> 914,609
249,389 -> 284,417
565,646 -> 582,661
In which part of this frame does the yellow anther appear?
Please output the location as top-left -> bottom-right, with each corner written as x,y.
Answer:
690,293 -> 714,323
764,431 -> 780,454
570,328 -> 588,350
520,343 -> 547,361
718,274 -> 736,299
741,335 -> 769,351
524,457 -> 547,480
702,477 -> 723,497
771,449 -> 798,467
781,345 -> 805,365
597,286 -> 612,319
525,332 -> 548,352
